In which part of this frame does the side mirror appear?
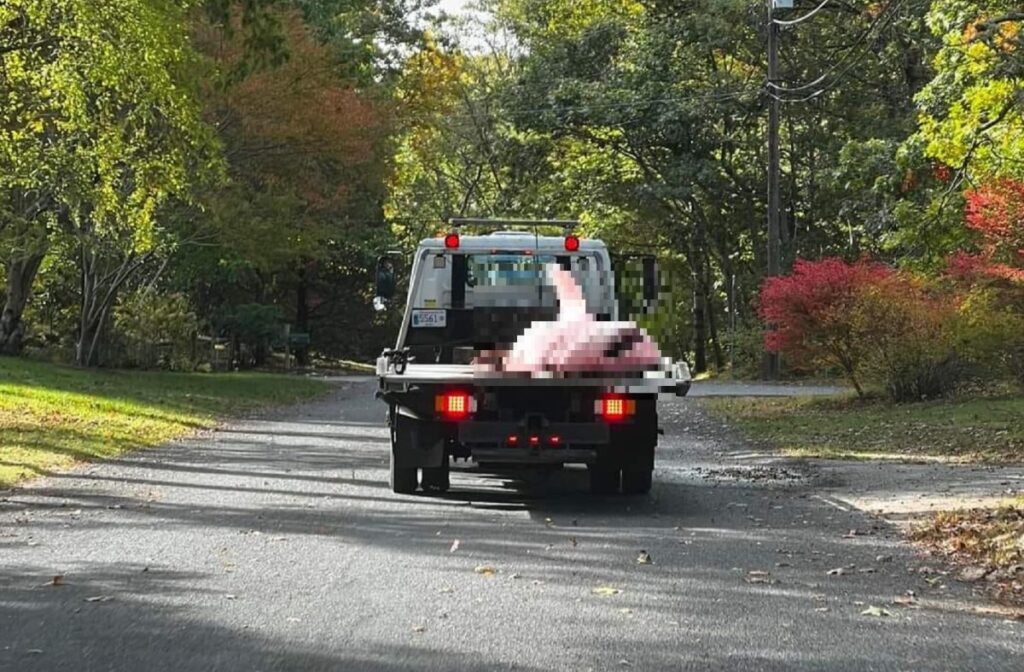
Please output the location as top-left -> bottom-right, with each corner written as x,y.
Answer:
375,255 -> 397,309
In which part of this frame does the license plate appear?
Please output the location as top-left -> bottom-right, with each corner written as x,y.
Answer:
411,309 -> 447,328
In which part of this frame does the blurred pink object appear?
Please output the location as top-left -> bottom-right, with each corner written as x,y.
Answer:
486,264 -> 664,374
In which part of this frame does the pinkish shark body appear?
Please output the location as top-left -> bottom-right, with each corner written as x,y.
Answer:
477,264 -> 665,375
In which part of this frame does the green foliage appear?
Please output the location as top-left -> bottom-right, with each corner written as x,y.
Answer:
114,290 -> 199,370
915,1 -> 1024,181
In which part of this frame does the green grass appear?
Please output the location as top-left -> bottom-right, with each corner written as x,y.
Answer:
0,357 -> 330,488
701,393 -> 1024,463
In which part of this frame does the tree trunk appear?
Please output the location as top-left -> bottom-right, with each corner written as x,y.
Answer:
0,252 -> 46,355
295,268 -> 309,367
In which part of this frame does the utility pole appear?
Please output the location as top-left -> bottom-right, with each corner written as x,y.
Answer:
764,0 -> 782,380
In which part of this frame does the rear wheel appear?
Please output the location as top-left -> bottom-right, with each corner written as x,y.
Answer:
421,462 -> 450,493
621,443 -> 655,495
389,416 -> 418,494
390,456 -> 418,494
589,463 -> 620,495
621,464 -> 653,495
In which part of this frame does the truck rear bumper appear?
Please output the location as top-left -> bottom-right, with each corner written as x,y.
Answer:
471,447 -> 597,465
458,421 -> 609,446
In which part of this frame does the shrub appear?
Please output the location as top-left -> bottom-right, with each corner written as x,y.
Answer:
954,289 -> 1024,388
761,258 -> 968,401
856,276 -> 964,401
114,291 -> 199,370
759,257 -> 893,396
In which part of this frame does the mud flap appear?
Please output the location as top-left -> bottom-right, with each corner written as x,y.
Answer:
392,406 -> 446,469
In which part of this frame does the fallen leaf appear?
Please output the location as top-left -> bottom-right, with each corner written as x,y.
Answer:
592,586 -> 622,596
861,605 -> 895,618
449,540 -> 460,553
49,575 -> 64,587
225,594 -> 237,600
412,625 -> 426,633
474,565 -> 496,577
637,550 -> 652,565
745,570 -> 775,585
893,595 -> 917,606
84,596 -> 113,603
826,567 -> 847,577
570,537 -> 578,547
438,587 -> 454,593
27,649 -> 43,655
958,566 -> 989,583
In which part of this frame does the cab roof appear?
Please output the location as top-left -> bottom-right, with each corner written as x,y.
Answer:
418,232 -> 608,253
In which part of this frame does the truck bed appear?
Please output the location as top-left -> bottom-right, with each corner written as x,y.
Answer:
379,363 -> 677,393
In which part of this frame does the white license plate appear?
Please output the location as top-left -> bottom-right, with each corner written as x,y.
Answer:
411,309 -> 447,328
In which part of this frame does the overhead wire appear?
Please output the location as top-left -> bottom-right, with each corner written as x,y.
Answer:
768,0 -> 905,93
772,0 -> 833,26
768,0 -> 910,101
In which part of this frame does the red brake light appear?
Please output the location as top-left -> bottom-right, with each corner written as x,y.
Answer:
548,435 -> 561,446
507,434 -> 519,446
564,235 -> 580,252
435,391 -> 472,420
528,435 -> 540,447
596,395 -> 636,422
444,233 -> 460,249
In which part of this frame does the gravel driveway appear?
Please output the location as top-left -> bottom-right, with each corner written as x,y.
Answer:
1,378 -> 1021,671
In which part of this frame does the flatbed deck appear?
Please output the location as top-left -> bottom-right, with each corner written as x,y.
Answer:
379,363 -> 679,393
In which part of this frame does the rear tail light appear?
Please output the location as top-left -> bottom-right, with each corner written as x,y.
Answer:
528,435 -> 540,447
547,435 -> 561,446
564,235 -> 580,252
507,434 -> 519,446
435,391 -> 475,420
444,232 -> 460,249
595,395 -> 636,421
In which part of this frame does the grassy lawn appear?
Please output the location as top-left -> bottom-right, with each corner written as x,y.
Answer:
0,357 -> 330,488
701,394 -> 1024,463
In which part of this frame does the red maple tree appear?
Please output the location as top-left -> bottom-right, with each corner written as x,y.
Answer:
759,257 -> 894,395
951,179 -> 1024,284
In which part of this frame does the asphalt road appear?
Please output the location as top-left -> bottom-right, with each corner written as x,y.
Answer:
1,378 -> 1022,672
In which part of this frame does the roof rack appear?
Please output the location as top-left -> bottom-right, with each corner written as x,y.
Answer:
447,217 -> 579,234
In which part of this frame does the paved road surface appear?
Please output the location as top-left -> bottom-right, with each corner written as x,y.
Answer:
2,379 -> 1021,671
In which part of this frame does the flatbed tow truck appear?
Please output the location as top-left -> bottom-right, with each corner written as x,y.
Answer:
373,219 -> 691,495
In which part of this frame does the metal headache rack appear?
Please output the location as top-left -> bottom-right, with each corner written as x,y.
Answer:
446,217 -> 580,236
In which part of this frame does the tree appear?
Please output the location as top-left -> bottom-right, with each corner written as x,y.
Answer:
0,0 -> 220,362
915,1 -> 1023,181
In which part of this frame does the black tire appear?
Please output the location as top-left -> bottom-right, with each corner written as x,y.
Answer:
389,418 -> 418,494
589,463 -> 620,495
621,464 -> 653,495
390,454 -> 418,494
421,463 -> 450,493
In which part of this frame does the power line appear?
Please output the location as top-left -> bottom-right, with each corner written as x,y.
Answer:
772,0 -> 833,26
768,0 -> 910,100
